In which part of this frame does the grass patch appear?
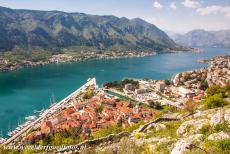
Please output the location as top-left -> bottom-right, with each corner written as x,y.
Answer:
214,122 -> 230,132
92,125 -> 122,139
199,124 -> 212,135
154,140 -> 175,154
92,120 -> 145,139
199,122 -> 230,136
145,121 -> 181,139
203,139 -> 230,154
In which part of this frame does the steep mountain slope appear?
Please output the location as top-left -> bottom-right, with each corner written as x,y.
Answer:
0,6 -> 181,52
174,29 -> 230,48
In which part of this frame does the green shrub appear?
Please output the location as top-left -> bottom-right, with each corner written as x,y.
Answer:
200,80 -> 208,91
206,85 -> 222,97
154,141 -> 175,154
92,125 -> 122,139
83,90 -> 94,99
145,121 -> 181,139
200,124 -> 212,135
149,101 -> 163,110
123,120 -> 145,132
134,133 -> 143,139
206,85 -> 230,98
163,105 -> 180,113
203,93 -> 227,109
204,139 -> 230,153
95,105 -> 104,113
217,139 -> 230,151
214,122 -> 230,133
165,80 -> 171,85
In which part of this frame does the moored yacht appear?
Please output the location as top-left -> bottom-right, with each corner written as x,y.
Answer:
0,137 -> 6,144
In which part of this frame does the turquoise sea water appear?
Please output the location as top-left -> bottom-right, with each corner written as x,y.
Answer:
0,47 -> 229,137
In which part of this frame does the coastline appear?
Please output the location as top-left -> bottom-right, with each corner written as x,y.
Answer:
0,47 -> 198,72
0,51 -> 157,72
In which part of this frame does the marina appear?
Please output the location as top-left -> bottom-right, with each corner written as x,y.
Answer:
7,116 -> 37,137
2,78 -> 96,145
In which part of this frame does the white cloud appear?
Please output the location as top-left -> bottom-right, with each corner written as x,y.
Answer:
170,2 -> 177,10
153,1 -> 163,9
197,5 -> 230,18
146,17 -> 158,24
181,0 -> 201,9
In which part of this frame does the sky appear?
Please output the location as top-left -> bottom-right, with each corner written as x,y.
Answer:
0,0 -> 230,33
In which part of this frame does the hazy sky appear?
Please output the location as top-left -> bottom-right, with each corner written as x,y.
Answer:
0,0 -> 229,33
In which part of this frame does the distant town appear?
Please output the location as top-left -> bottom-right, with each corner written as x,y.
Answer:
0,50 -> 156,72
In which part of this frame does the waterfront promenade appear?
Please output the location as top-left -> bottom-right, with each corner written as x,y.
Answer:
2,78 -> 96,146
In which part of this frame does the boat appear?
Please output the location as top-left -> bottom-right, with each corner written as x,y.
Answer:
87,78 -> 91,82
0,137 -> 6,144
15,127 -> 21,131
25,115 -> 37,121
7,130 -> 18,137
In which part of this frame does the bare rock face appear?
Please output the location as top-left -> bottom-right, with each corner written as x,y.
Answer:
210,112 -> 224,125
177,119 -> 209,137
171,134 -> 204,154
224,110 -> 230,125
146,123 -> 166,131
208,131 -> 230,141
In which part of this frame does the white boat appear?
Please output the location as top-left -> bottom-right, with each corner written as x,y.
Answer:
0,137 -> 6,144
87,78 -> 91,82
16,127 -> 21,131
7,130 -> 18,137
25,115 -> 37,121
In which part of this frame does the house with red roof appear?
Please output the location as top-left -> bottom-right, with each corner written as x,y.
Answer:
41,121 -> 53,136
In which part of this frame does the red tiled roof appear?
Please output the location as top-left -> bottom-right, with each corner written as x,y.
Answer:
63,107 -> 75,116
132,113 -> 142,119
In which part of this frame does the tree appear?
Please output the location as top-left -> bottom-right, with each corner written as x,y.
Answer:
149,101 -> 163,110
165,80 -> 171,85
95,105 -> 104,113
83,90 -> 94,99
200,80 -> 208,91
206,85 -> 230,98
206,85 -> 222,97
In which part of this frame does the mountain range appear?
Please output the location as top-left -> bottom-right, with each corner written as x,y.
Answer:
171,29 -> 230,48
0,6 -> 183,53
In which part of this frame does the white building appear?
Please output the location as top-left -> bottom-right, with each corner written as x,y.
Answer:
156,81 -> 166,92
177,87 -> 195,98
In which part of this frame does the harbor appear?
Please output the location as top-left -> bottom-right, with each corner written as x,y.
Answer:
2,78 -> 96,145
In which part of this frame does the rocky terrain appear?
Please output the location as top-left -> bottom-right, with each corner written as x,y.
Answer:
79,105 -> 230,154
